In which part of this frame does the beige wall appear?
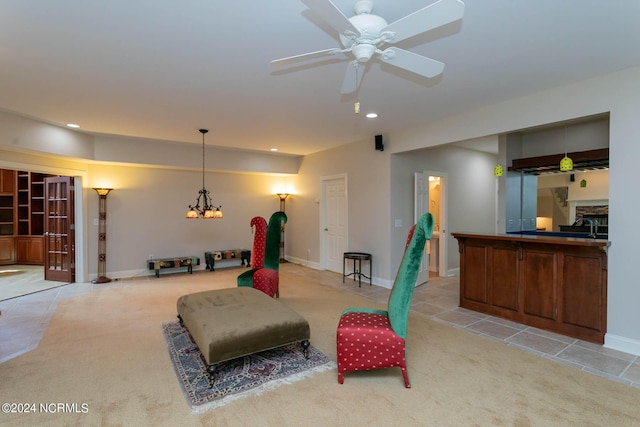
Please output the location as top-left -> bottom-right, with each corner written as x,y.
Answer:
291,138 -> 391,281
85,163 -> 293,278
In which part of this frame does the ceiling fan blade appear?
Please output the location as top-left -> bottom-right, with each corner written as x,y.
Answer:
302,0 -> 360,37
379,47 -> 444,78
382,0 -> 465,43
340,61 -> 365,94
271,48 -> 342,66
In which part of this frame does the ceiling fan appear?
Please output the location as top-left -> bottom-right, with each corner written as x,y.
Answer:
271,0 -> 465,94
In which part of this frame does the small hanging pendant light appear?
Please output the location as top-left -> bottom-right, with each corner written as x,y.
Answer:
560,156 -> 573,172
560,126 -> 573,172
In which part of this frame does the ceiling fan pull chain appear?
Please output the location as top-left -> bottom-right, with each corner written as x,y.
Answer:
354,63 -> 360,114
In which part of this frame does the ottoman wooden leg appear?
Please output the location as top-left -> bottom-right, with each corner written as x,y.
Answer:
301,340 -> 310,359
207,364 -> 216,389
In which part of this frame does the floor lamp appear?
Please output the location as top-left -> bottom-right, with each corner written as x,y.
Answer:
92,188 -> 113,284
277,193 -> 289,263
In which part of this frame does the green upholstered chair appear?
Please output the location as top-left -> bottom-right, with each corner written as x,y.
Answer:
336,212 -> 434,387
238,211 -> 287,298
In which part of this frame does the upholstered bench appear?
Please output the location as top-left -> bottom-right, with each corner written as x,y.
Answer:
176,287 -> 310,387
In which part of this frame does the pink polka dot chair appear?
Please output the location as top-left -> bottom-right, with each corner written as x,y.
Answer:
237,216 -> 267,289
237,212 -> 287,298
249,216 -> 268,270
337,213 -> 434,387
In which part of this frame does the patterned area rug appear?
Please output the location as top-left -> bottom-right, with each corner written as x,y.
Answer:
162,321 -> 335,413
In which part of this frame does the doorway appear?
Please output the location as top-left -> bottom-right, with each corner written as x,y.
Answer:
415,170 -> 448,282
320,174 -> 348,274
0,164 -> 85,292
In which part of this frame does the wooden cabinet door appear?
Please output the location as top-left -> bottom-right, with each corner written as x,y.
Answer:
0,169 -> 15,194
460,242 -> 489,304
521,248 -> 557,321
491,245 -> 520,311
560,252 -> 606,332
0,236 -> 15,264
16,236 -> 44,265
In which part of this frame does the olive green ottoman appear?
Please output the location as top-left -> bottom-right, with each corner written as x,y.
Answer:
176,287 -> 310,387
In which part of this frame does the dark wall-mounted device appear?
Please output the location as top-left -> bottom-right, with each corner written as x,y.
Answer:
375,134 -> 384,151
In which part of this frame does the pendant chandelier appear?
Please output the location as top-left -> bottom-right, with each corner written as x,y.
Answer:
186,129 -> 223,219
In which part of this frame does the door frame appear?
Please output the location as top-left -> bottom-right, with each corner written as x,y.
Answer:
414,172 -> 430,285
422,170 -> 448,277
320,173 -> 348,272
0,160 -> 86,283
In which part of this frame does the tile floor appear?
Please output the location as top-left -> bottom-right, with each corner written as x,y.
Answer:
334,272 -> 640,390
1,266 -> 639,390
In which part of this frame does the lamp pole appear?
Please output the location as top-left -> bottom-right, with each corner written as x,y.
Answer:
92,188 -> 113,284
277,193 -> 289,263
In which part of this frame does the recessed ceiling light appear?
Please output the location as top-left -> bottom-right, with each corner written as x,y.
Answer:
270,148 -> 278,152
66,123 -> 80,128
366,113 -> 378,119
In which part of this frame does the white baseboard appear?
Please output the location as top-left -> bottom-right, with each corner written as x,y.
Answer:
285,256 -> 392,288
604,333 -> 640,356
284,256 -> 321,271
104,264 -> 210,281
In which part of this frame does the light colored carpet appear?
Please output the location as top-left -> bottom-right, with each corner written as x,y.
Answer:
1,264 -> 639,426
0,265 -> 68,301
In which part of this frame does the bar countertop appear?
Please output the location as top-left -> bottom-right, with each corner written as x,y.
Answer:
452,231 -> 610,248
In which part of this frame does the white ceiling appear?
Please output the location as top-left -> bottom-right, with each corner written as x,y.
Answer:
1,0 -> 639,156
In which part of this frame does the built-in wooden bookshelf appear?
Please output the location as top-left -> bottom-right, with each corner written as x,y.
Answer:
0,169 -> 54,265
0,169 -> 17,264
0,169 -> 16,237
17,171 -> 49,236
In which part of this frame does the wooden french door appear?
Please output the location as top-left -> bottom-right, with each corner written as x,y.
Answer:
44,177 -> 75,283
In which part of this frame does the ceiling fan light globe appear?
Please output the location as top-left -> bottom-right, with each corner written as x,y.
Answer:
353,43 -> 376,62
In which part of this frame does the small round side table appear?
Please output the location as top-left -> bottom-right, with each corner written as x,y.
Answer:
342,252 -> 372,287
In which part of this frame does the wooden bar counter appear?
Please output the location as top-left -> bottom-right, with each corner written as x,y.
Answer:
452,232 -> 609,344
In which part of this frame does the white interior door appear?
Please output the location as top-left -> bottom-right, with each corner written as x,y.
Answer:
414,172 -> 430,286
321,175 -> 347,274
